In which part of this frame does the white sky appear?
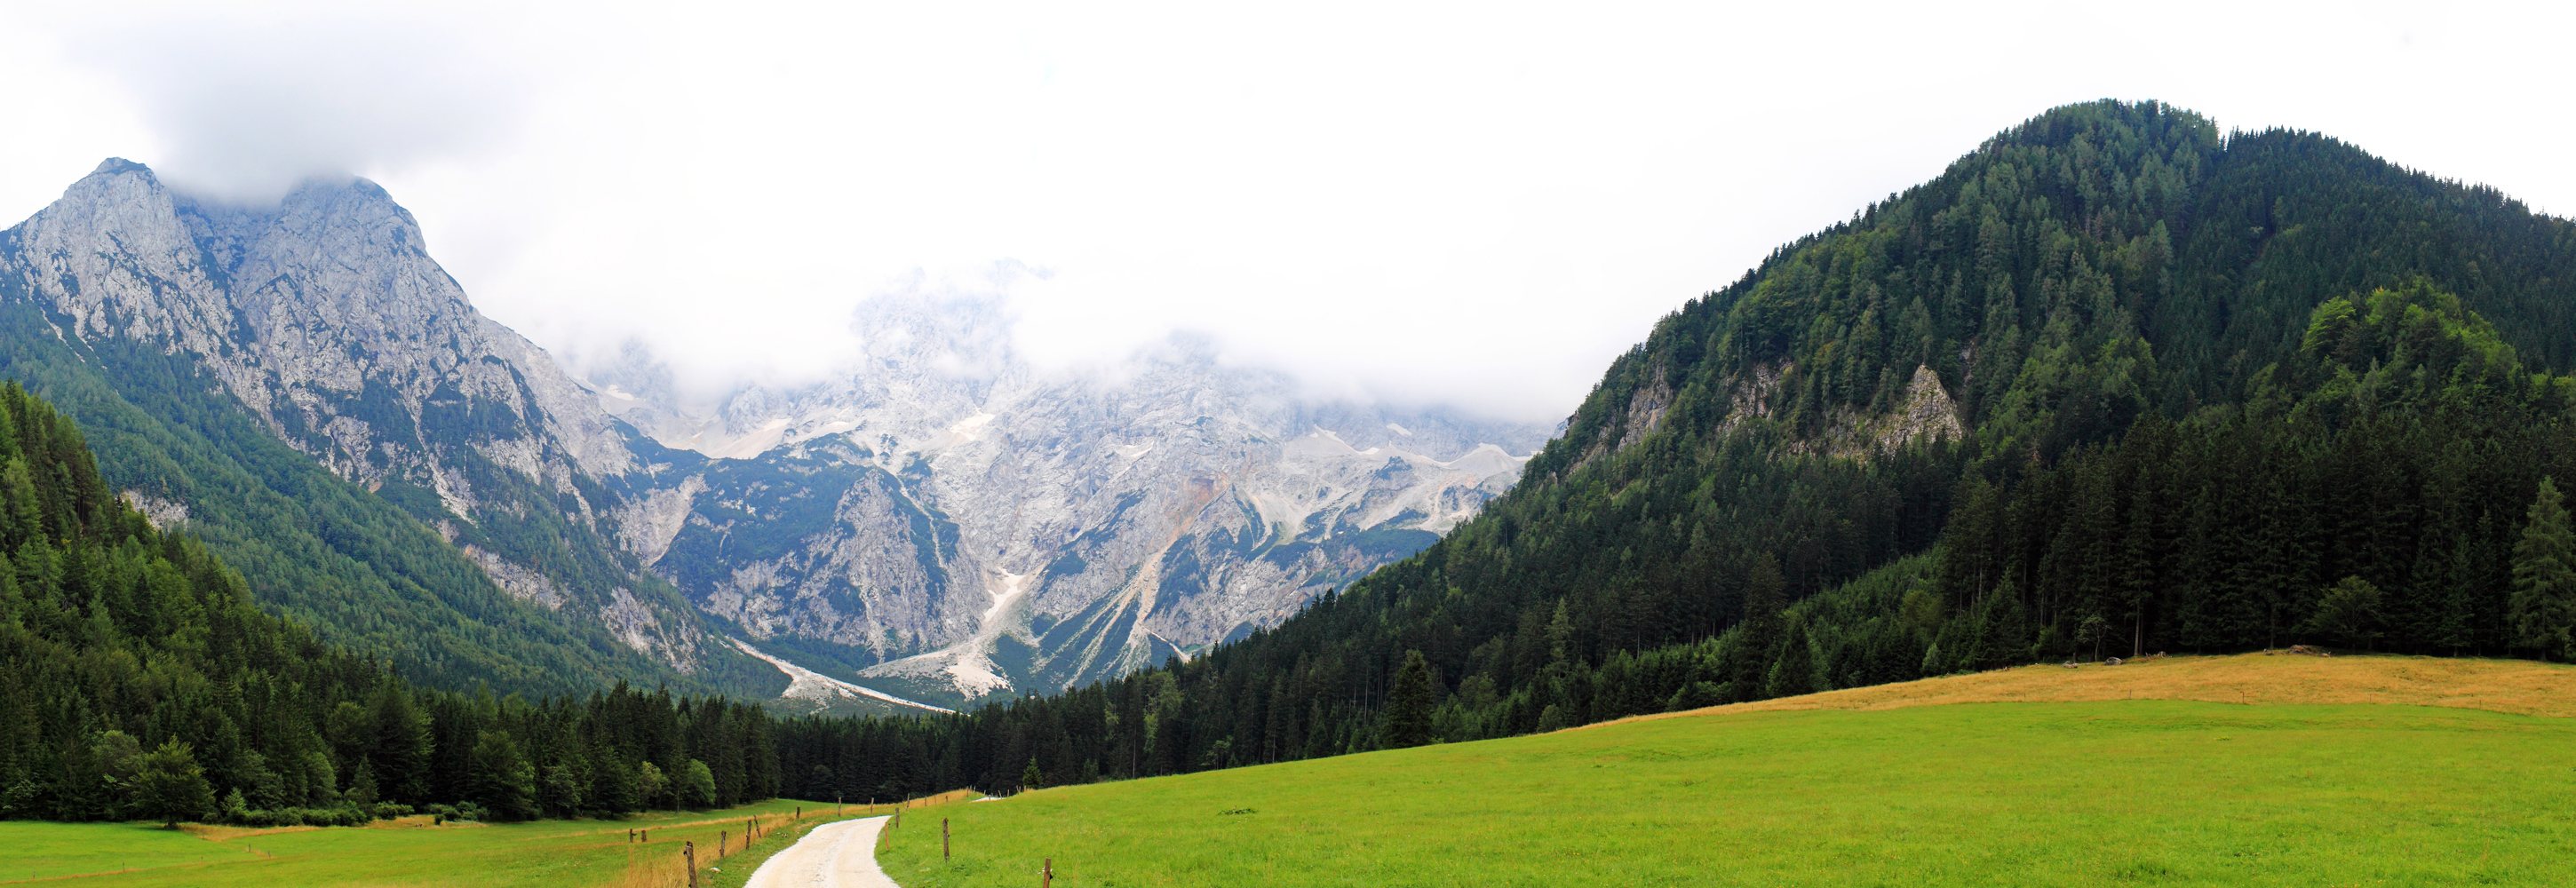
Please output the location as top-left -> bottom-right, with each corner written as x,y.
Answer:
1,1 -> 2569,423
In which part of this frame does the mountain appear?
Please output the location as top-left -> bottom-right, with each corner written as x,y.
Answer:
0,382 -> 782,822
0,159 -> 1546,710
0,160 -> 782,699
583,296 -> 1546,704
772,99 -> 2576,794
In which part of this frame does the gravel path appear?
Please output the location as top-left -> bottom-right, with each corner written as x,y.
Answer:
742,815 -> 898,888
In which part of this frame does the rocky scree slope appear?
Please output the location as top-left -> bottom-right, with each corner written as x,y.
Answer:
592,297 -> 1548,705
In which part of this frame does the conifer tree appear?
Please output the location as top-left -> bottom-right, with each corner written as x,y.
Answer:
1725,555 -> 1787,701
1764,619 -> 1817,699
468,732 -> 537,821
1383,650 -> 1436,749
2511,477 -> 2576,659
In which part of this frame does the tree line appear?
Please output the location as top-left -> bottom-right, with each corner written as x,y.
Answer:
19,99 -> 2576,817
0,382 -> 778,824
737,100 -> 2576,797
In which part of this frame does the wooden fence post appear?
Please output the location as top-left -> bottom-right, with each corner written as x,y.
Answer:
943,818 -> 950,860
685,842 -> 698,888
720,831 -> 727,856
1044,857 -> 1053,888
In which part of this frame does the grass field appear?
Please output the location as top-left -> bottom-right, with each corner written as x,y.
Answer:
0,797 -> 890,887
878,653 -> 2576,887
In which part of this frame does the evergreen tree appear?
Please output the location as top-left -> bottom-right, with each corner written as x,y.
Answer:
1726,556 -> 1788,701
1021,757 -> 1045,791
467,732 -> 537,821
1764,620 -> 1818,699
2511,478 -> 2576,659
1383,650 -> 1436,749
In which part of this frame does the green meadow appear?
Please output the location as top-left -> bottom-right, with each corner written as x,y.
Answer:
0,798 -> 875,888
8,657 -> 2576,886
880,700 -> 2576,887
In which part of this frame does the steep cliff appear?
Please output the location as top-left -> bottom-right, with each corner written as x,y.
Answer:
0,159 -> 767,698
0,159 -> 1546,708
595,298 -> 1546,703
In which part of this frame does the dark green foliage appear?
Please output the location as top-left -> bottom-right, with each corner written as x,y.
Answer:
680,759 -> 718,809
2307,577 -> 2384,649
2511,477 -> 2576,658
468,731 -> 537,821
0,293 -> 766,701
744,100 -> 2576,799
129,741 -> 215,828
0,385 -> 779,823
1383,651 -> 1435,749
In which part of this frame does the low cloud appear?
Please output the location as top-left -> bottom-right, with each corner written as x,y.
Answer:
72,12 -> 525,203
12,3 -> 2573,432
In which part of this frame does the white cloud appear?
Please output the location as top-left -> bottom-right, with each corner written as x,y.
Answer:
1,0 -> 2570,423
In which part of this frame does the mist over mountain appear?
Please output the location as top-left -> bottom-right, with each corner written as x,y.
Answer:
575,290 -> 1551,704
0,159 -> 1550,710
825,100 -> 2576,794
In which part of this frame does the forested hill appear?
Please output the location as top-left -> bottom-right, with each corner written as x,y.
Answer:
0,382 -> 780,822
767,99 -> 2576,797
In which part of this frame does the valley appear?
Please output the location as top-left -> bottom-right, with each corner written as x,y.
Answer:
12,654 -> 2565,886
4,92 -> 2576,888
0,161 -> 1549,711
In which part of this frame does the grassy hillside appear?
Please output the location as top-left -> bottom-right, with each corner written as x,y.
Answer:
878,654 -> 2576,886
1639,649 -> 2576,720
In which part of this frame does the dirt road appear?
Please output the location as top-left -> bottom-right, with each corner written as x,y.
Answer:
742,815 -> 898,888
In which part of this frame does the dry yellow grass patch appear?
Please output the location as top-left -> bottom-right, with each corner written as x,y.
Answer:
177,823 -> 322,842
1593,651 -> 2576,729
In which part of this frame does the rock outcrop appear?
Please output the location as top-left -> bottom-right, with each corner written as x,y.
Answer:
0,159 -> 1552,706
597,298 -> 1546,702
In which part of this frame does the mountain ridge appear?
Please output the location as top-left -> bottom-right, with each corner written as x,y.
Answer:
788,99 -> 2576,795
0,158 -> 1551,707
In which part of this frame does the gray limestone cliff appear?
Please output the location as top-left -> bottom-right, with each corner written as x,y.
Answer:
0,158 -> 1551,709
592,297 -> 1549,702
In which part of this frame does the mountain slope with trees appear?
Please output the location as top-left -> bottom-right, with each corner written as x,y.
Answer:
0,382 -> 778,822
744,99 -> 2576,798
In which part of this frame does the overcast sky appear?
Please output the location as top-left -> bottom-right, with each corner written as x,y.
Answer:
1,1 -> 2569,423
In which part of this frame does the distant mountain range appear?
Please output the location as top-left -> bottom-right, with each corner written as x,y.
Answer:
792,100 -> 2576,795
0,160 -> 1546,710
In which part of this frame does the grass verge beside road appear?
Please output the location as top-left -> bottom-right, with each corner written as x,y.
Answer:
0,798 -> 860,887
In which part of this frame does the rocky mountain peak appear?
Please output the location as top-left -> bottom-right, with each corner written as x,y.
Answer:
2,160 -> 1554,709
10,159 -> 634,491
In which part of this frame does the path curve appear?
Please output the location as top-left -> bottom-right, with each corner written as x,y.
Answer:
743,815 -> 899,888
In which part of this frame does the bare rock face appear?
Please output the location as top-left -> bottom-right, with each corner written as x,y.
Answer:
0,160 -> 713,673
601,297 -> 1549,702
11,161 -> 635,492
0,159 -> 1550,707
